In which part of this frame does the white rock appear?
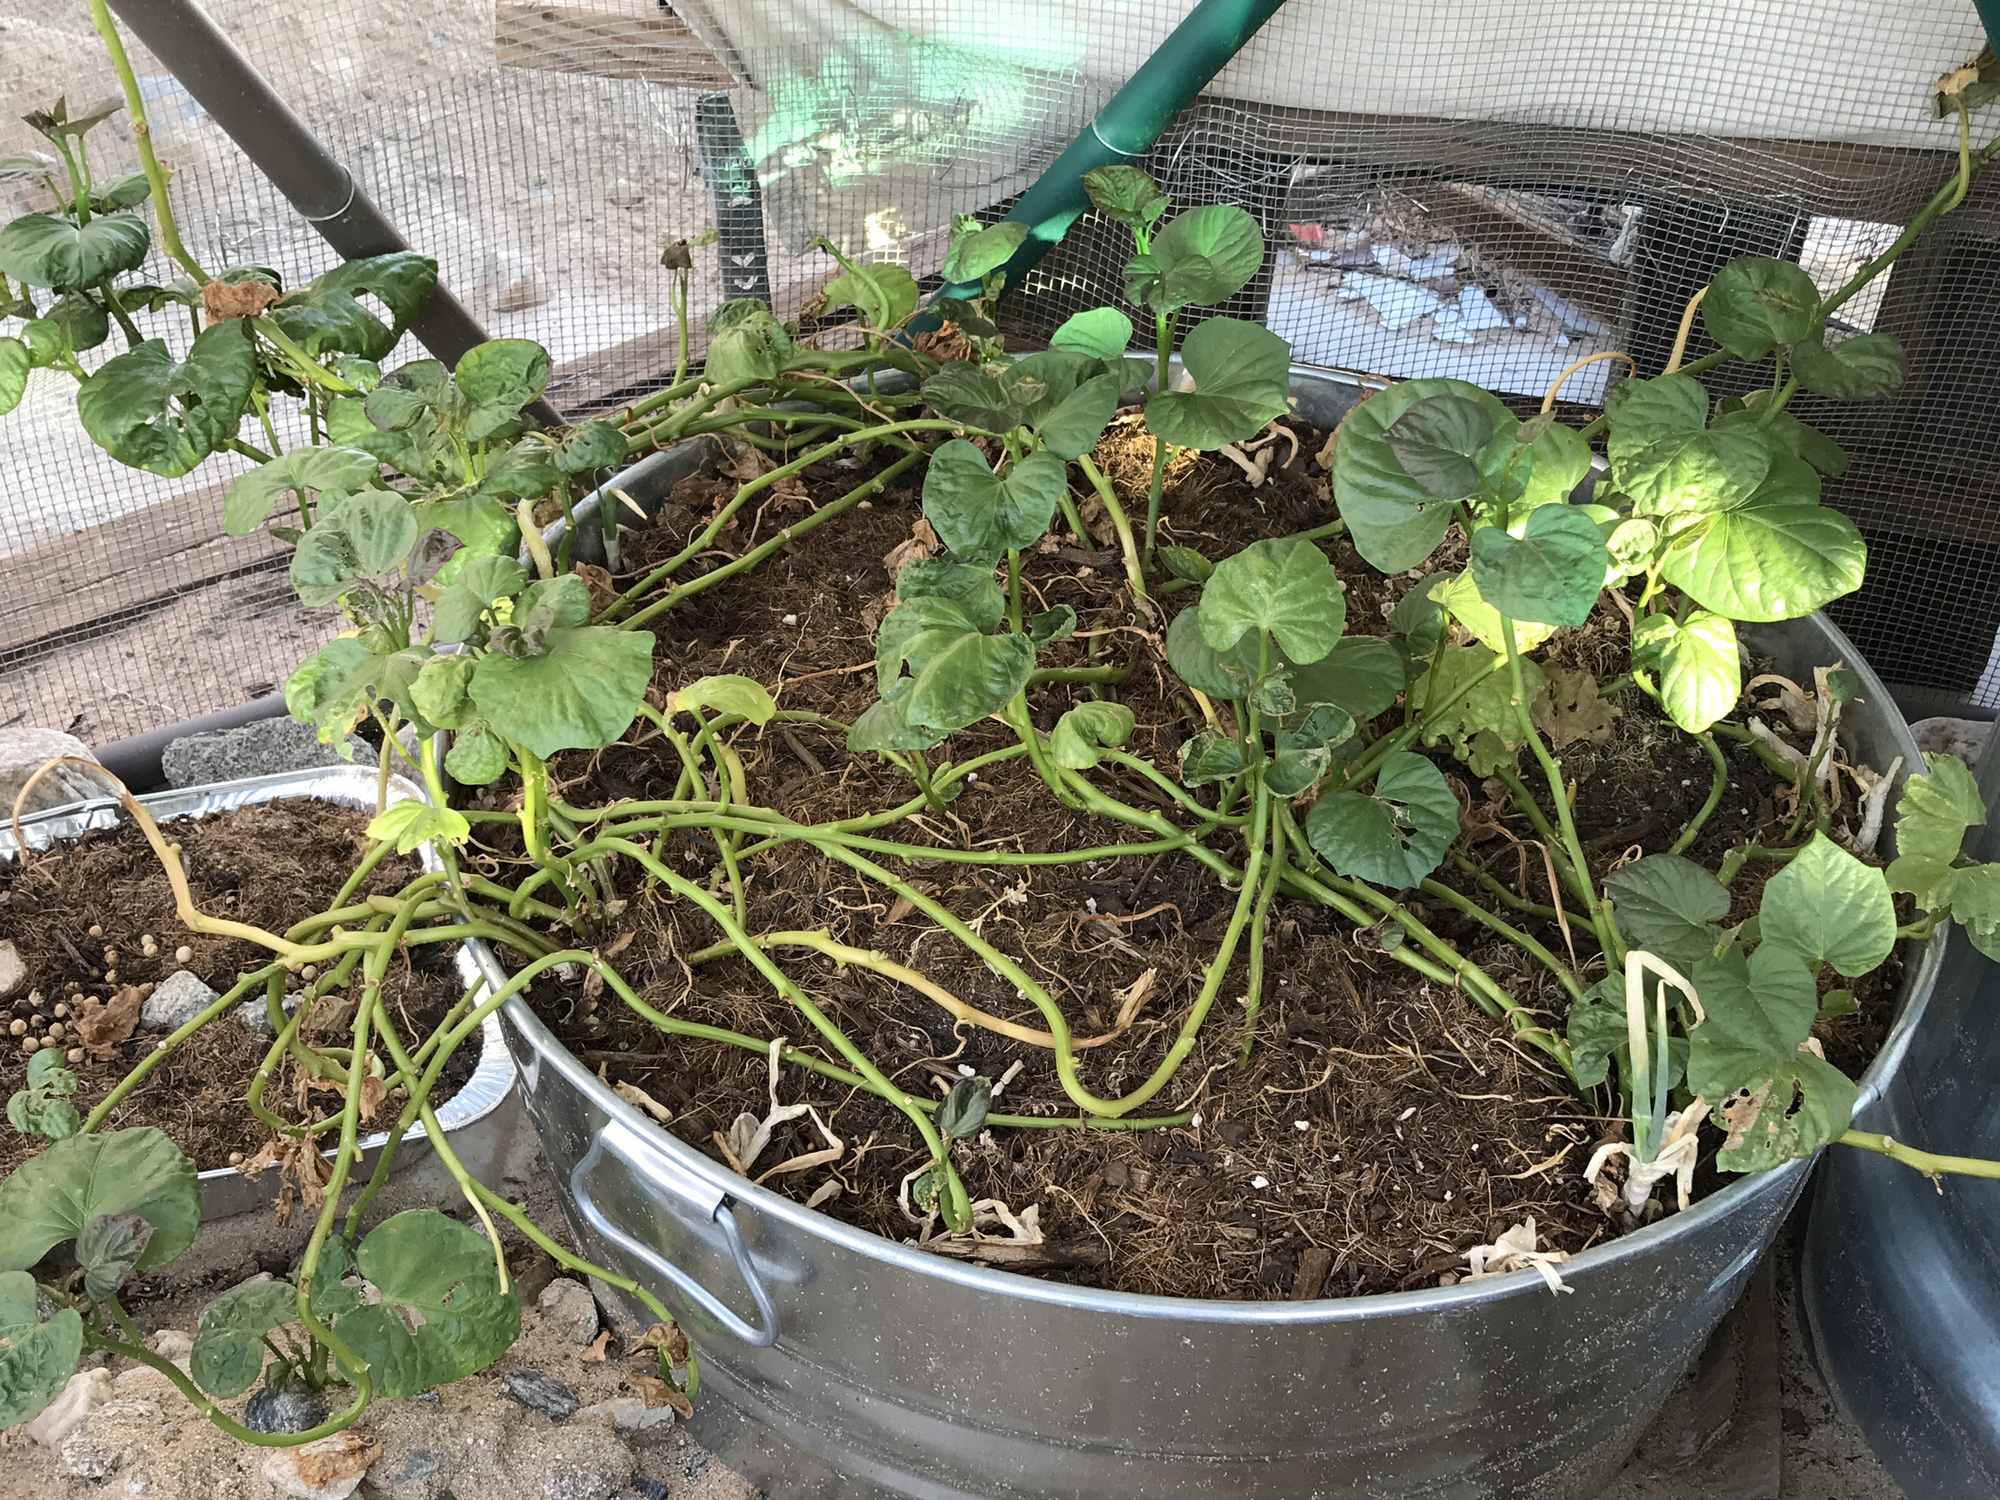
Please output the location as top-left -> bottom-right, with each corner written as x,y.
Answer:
1911,716 -> 1992,763
141,971 -> 219,1032
0,729 -> 103,815
575,1396 -> 676,1439
535,1277 -> 600,1346
261,1432 -> 381,1500
0,940 -> 24,1001
60,1427 -> 125,1482
25,1367 -> 111,1449
145,1329 -> 193,1364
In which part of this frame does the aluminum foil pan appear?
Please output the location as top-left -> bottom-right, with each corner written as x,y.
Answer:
0,764 -> 516,1220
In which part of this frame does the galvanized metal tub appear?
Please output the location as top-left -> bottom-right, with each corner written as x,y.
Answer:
494,363 -> 1944,1497
1,765 -> 516,1221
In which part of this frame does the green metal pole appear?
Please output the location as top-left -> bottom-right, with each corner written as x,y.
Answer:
916,0 -> 1292,326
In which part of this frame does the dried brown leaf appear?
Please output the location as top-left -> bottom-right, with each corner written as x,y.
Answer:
1533,667 -> 1618,748
631,1372 -> 694,1418
201,279 -> 280,321
580,1330 -> 613,1362
74,986 -> 142,1058
882,518 -> 939,577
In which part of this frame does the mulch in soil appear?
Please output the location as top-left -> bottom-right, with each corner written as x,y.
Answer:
480,407 -> 1905,1301
0,801 -> 472,1177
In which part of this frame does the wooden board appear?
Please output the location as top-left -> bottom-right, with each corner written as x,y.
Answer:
494,3 -> 735,91
0,476 -> 285,662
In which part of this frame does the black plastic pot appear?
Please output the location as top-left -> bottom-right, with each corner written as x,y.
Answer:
1801,735 -> 2000,1496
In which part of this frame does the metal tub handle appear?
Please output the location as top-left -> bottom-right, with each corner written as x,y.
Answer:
570,1116 -> 780,1348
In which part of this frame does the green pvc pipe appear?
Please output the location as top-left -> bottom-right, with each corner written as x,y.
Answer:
913,0 -> 1292,330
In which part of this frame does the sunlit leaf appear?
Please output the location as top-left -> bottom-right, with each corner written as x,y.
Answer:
1632,610 -> 1740,733
1760,832 -> 1897,977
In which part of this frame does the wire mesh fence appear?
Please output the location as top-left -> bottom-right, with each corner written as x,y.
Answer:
2,0 -> 1995,737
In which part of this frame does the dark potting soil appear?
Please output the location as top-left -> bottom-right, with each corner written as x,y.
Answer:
500,409 -> 1903,1301
0,802 -> 472,1178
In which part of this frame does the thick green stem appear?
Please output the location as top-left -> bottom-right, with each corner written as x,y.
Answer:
1838,1129 -> 2000,1180
1142,309 -> 1175,563
1499,615 -> 1623,963
1238,796 -> 1285,1061
611,424 -> 956,615
619,450 -> 923,632
87,0 -> 208,282
1670,733 -> 1730,856
1076,453 -> 1152,608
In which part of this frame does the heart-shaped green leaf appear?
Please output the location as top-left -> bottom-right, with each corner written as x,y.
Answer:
271,252 -> 437,360
1688,944 -> 1820,1096
286,522 -> 359,607
943,219 -> 1028,283
1084,166 -> 1168,233
847,684 -> 943,755
704,304 -> 792,386
1129,204 -> 1264,313
434,556 -> 528,644
825,261 -> 918,331
1382,393 -> 1500,502
671,674 -> 777,725
1305,750 -> 1458,889
1886,753 -> 1984,905
1687,942 -> 1854,1172
873,578 -> 1030,734
1333,378 -> 1514,571
1165,606 -> 1261,698
77,325 -> 257,478
0,1271 -> 82,1429
191,1279 -> 300,1398
1267,746 -> 1332,797
75,1213 -> 153,1303
470,625 -> 656,757
1028,605 -> 1076,647
1285,635 -> 1404,722
1658,458 -> 1865,622
225,446 -> 382,535
1049,702 -> 1136,769
1144,316 -> 1290,451
0,1127 -> 198,1273
1468,505 -> 1607,627
334,1210 -> 521,1398
446,723 -> 509,785
0,337 -> 24,418
1760,832 -> 1897,977
1432,569 -> 1556,656
283,638 -> 380,745
1607,374 -> 1770,516
1198,537 -> 1345,664
1566,978 -> 1628,1089
1605,853 -> 1728,969
366,800 -> 471,854
1702,257 -> 1823,359
922,441 -> 1067,566
1632,610 -> 1739,733
922,362 -> 1019,433
0,211 -> 149,290
1050,306 -> 1133,360
1481,413 -> 1593,511
1413,644 -> 1540,775
555,419 -> 629,475
411,654 -> 478,730
1716,402 -> 1848,477
325,489 -> 420,577
1178,728 -> 1249,787
1792,332 -> 1904,399
1028,368 -> 1119,460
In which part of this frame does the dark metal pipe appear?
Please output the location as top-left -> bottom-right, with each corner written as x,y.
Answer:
104,0 -> 563,427
93,693 -> 284,792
